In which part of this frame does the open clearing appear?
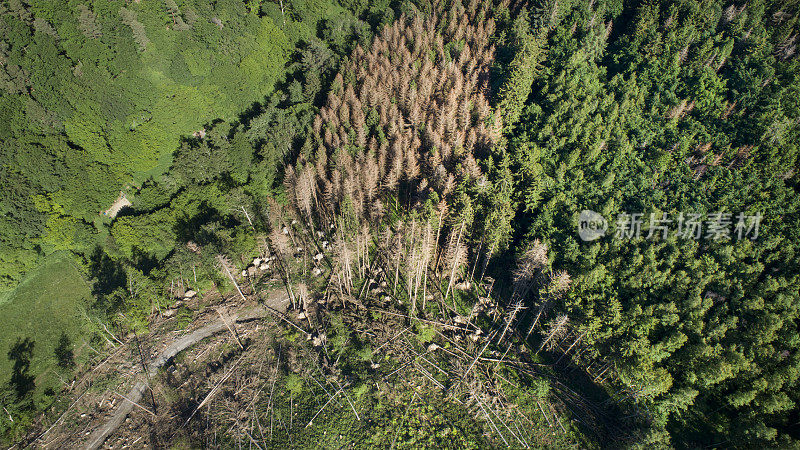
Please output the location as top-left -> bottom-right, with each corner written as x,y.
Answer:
101,191 -> 132,218
0,252 -> 93,394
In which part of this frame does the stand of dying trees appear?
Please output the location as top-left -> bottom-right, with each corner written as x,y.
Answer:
284,0 -> 501,311
258,0 -> 635,444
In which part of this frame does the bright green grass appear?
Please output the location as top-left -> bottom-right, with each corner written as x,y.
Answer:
0,252 -> 93,394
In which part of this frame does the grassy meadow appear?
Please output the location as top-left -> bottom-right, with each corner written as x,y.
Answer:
0,252 -> 93,396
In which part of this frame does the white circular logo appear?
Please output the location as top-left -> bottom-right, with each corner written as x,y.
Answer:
578,210 -> 607,241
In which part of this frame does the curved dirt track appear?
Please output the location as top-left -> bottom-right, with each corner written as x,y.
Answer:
84,293 -> 290,450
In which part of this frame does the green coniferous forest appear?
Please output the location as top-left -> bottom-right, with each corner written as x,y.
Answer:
1,0 -> 798,447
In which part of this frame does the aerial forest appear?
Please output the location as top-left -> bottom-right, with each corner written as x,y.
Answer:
1,0 -> 799,448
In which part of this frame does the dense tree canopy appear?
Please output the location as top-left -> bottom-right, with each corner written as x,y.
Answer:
0,0 -> 335,290
497,0 -> 800,446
